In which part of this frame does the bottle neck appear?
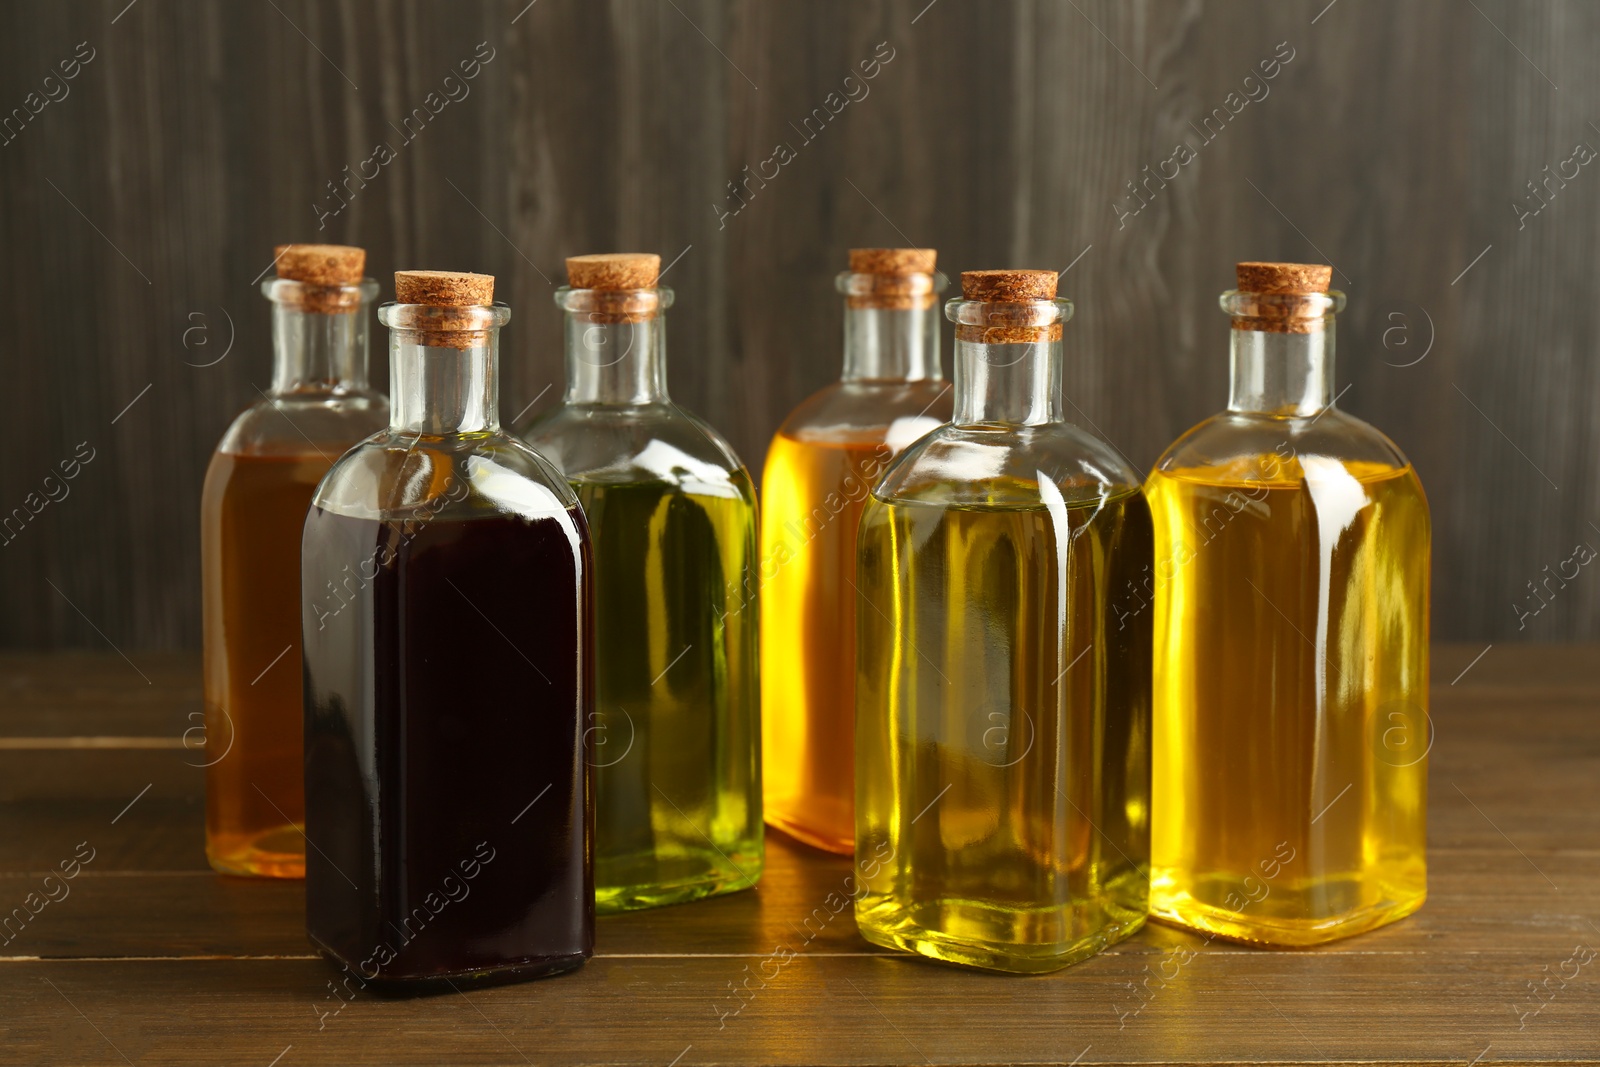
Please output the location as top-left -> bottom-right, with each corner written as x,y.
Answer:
563,315 -> 668,405
390,335 -> 500,435
269,303 -> 371,394
1227,322 -> 1335,416
952,337 -> 1061,427
841,305 -> 942,382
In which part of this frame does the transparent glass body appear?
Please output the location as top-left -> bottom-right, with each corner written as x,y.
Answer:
855,295 -> 1152,973
1146,289 -> 1430,946
518,285 -> 762,913
200,277 -> 387,878
761,270 -> 953,855
301,301 -> 593,989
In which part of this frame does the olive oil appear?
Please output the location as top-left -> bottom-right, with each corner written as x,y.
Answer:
1145,261 -> 1430,946
761,434 -> 896,853
760,249 -> 950,856
855,488 -> 1153,972
575,476 -> 763,911
853,269 -> 1151,974
1147,458 -> 1429,944
202,451 -> 332,876
201,244 -> 387,879
519,252 -> 764,912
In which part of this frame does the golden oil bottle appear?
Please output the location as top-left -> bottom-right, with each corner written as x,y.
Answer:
854,270 -> 1152,973
761,248 -> 952,854
1146,262 -> 1430,945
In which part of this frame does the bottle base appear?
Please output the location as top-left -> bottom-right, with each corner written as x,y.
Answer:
310,936 -> 588,994
765,811 -> 853,855
1148,888 -> 1426,947
207,824 -> 306,879
855,897 -> 1147,975
596,847 -> 764,914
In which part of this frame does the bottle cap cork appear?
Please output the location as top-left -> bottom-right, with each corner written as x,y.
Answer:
270,244 -> 367,313
395,270 -> 495,307
566,253 -> 661,290
275,243 -> 366,286
1235,261 -> 1332,295
954,269 -> 1063,343
386,271 -> 500,349
840,248 -> 941,310
563,253 -> 663,323
1230,261 -> 1336,334
849,248 -> 938,275
961,270 -> 1058,302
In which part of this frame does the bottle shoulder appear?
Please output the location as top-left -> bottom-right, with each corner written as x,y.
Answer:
311,428 -> 581,521
872,420 -> 1144,510
1152,408 -> 1418,487
775,379 -> 953,450
214,390 -> 389,457
517,401 -> 752,496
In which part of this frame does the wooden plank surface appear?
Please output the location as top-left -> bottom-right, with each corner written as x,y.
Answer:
0,645 -> 1596,1065
1,0 -> 1598,651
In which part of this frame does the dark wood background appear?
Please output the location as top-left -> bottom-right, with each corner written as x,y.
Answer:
1,0 -> 1596,650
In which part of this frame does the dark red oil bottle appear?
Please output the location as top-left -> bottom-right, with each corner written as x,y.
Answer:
301,270 -> 593,991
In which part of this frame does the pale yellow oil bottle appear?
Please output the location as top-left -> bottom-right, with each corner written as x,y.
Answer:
855,489 -> 1153,971
854,269 -> 1151,974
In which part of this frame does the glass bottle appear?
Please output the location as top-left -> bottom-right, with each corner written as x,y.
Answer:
518,253 -> 762,913
302,270 -> 592,989
761,248 -> 951,855
855,270 -> 1152,973
1146,262 -> 1429,945
201,244 -> 387,878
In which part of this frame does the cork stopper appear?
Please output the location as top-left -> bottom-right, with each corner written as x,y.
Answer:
956,270 -> 1062,343
1236,262 -> 1332,295
841,248 -> 941,310
395,270 -> 495,307
273,243 -> 366,313
962,270 -> 1058,303
564,253 -> 662,324
567,253 -> 661,291
849,248 -> 937,275
1231,261 -> 1334,334
390,270 -> 498,349
276,244 -> 365,285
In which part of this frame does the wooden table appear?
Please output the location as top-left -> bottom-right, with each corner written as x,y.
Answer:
1,645 -> 1596,1066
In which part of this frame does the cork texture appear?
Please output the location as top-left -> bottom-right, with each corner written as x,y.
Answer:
275,243 -> 365,285
1236,261 -> 1332,295
395,270 -> 495,307
958,269 -> 1061,342
955,322 -> 1064,343
389,271 -> 496,348
849,248 -> 937,275
565,253 -> 662,323
842,248 -> 939,310
961,269 -> 1058,303
1233,261 -> 1333,334
567,253 -> 661,290
273,243 -> 366,313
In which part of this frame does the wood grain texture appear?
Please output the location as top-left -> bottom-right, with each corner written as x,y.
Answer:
0,645 -> 1596,1065
0,0 -> 1596,651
